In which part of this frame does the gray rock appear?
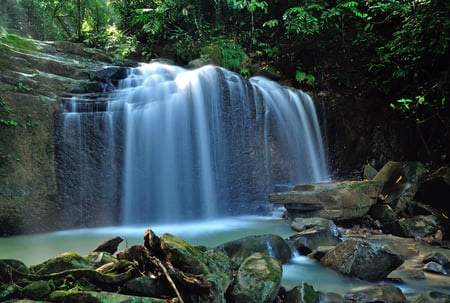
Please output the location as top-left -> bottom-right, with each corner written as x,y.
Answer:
363,163 -> 378,180
226,253 -> 282,303
392,215 -> 439,238
343,284 -> 406,303
283,282 -> 319,303
373,161 -> 428,214
320,238 -> 403,282
291,224 -> 342,255
423,261 -> 448,276
408,291 -> 450,303
269,181 -> 381,221
423,252 -> 450,270
217,234 -> 292,264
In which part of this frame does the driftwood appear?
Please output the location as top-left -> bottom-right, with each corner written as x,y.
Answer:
151,256 -> 184,303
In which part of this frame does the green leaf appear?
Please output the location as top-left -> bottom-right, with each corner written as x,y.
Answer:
263,19 -> 279,28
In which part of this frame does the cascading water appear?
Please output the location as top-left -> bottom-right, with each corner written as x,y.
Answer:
58,63 -> 328,227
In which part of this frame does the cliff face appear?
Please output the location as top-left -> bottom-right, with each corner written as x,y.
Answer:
0,34 -> 114,235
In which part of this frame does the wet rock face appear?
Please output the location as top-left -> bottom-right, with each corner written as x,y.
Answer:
320,238 -> 404,282
0,36 -> 119,235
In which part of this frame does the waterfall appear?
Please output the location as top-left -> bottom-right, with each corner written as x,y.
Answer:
58,63 -> 328,227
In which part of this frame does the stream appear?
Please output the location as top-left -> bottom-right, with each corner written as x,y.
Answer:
1,213 -> 449,297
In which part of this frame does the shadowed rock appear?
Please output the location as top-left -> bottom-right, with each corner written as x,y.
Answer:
320,238 -> 403,282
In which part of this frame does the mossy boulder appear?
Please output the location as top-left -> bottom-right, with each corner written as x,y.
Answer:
30,252 -> 91,275
159,232 -> 234,302
284,282 -> 319,303
344,284 -> 406,303
226,252 -> 282,303
48,290 -> 167,303
21,280 -> 55,300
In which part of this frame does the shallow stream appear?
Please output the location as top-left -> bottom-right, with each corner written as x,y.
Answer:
1,214 -> 449,296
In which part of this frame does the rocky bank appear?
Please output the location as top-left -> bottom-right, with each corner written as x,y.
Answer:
0,33 -> 128,234
1,225 -> 450,303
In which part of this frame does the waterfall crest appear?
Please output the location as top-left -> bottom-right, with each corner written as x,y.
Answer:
59,63 -> 328,226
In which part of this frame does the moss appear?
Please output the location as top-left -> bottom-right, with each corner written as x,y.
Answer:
0,33 -> 37,52
21,279 -> 55,300
30,252 -> 91,275
300,282 -> 318,303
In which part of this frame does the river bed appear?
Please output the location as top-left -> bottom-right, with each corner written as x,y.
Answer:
1,214 -> 449,296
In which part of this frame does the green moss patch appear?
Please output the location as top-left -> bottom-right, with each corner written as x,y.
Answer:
0,33 -> 37,52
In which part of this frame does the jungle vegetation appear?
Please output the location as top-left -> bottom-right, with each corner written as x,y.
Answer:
1,0 -> 449,160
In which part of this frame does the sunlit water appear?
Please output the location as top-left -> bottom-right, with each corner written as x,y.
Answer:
1,214 -> 449,296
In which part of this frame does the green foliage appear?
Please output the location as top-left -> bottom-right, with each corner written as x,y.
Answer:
15,82 -> 33,92
283,5 -> 322,36
0,100 -> 18,127
84,25 -> 137,59
0,99 -> 38,128
295,69 -> 316,86
201,40 -> 246,72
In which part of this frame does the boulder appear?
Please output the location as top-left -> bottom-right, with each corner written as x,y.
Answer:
226,253 -> 282,303
416,166 -> 450,218
290,220 -> 341,255
409,291 -> 450,303
122,276 -> 173,298
363,163 -> 378,180
269,181 -> 381,221
370,204 -> 398,227
372,161 -> 428,214
320,238 -> 403,282
158,232 -> 234,303
217,234 -> 292,264
48,290 -> 167,303
423,252 -> 450,270
21,280 -> 55,300
343,284 -> 406,303
390,215 -> 439,239
283,282 -> 320,303
423,261 -> 448,276
29,252 -> 91,275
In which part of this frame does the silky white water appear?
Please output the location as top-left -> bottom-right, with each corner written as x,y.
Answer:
113,63 -> 329,224
59,63 -> 328,226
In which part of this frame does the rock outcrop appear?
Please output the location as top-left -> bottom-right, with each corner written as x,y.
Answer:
269,180 -> 382,220
0,33 -> 130,234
